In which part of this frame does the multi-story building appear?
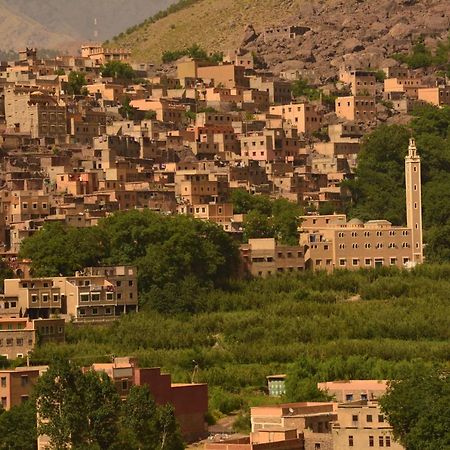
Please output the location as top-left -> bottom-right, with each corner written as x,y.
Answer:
332,401 -> 404,450
335,96 -> 376,123
339,69 -> 377,96
301,139 -> 423,270
0,366 -> 46,410
270,103 -> 324,134
240,238 -> 305,277
2,266 -> 138,322
417,85 -> 450,107
318,380 -> 387,403
4,87 -> 67,140
0,317 -> 64,360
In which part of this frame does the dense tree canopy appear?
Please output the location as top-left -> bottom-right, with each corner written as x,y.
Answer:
231,189 -> 302,245
0,401 -> 37,450
34,359 -> 184,450
380,364 -> 450,450
66,71 -> 87,96
100,61 -> 135,81
20,210 -> 240,295
19,222 -> 108,277
31,266 -> 450,420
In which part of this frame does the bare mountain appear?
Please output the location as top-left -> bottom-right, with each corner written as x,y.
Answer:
0,0 -> 176,51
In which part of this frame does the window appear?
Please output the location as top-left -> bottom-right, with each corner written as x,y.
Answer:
369,436 -> 374,447
361,393 -> 368,400
105,308 -> 112,315
106,292 -> 114,301
79,308 -> 85,316
348,436 -> 354,447
0,377 -> 6,387
53,294 -> 59,303
16,338 -> 23,346
378,415 -> 385,423
6,339 -> 13,347
116,281 -> 122,287
21,375 -> 28,386
351,414 -> 358,421
352,259 -> 359,266
42,294 -> 48,303
91,293 -> 100,302
92,308 -> 98,315
31,294 -> 38,303
339,259 -> 346,266
121,380 -> 128,391
1,397 -> 6,408
367,414 -> 373,422
80,293 -> 90,303
386,436 -> 391,447
379,436 -> 384,447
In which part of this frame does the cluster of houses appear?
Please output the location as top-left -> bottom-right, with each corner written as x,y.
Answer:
207,379 -> 402,450
0,44 -> 431,448
0,45 -> 429,274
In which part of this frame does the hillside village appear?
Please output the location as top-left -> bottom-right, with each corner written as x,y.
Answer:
0,14 -> 448,449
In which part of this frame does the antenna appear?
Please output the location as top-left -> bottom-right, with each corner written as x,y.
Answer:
94,18 -> 99,41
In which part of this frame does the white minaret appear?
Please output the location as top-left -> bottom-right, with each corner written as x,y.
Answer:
405,138 -> 423,264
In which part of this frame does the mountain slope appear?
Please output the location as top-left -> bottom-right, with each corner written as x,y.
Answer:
0,0 -> 176,51
111,0 -> 303,61
111,0 -> 450,74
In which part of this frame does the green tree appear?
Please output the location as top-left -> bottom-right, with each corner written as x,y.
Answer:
271,198 -> 302,245
157,404 -> 184,450
119,97 -> 139,120
19,222 -> 108,276
67,71 -> 87,96
82,370 -> 121,449
144,110 -> 157,120
101,61 -> 135,81
0,401 -> 37,450
120,385 -> 159,450
243,210 -> 275,241
35,359 -> 88,449
424,224 -> 450,263
35,360 -> 122,450
380,364 -> 450,450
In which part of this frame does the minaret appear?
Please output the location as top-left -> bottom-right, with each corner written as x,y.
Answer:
405,138 -> 423,264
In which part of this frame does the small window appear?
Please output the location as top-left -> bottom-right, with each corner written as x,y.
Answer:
367,415 -> 373,422
80,293 -> 90,302
378,415 -> 385,423
369,436 -> 374,447
349,436 -> 354,447
0,377 -> 6,388
379,436 -> 384,447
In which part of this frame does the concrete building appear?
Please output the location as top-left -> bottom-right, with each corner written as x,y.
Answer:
417,86 -> 450,107
332,401 -> 403,450
339,70 -> 377,96
318,380 -> 387,403
269,103 -> 324,134
335,96 -> 376,123
301,139 -> 423,270
2,266 -> 138,322
0,317 -> 64,360
0,366 -> 46,410
240,238 -> 305,278
4,87 -> 67,140
267,374 -> 287,396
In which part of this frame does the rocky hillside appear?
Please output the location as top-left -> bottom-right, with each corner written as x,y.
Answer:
0,0 -> 175,51
112,0 -> 450,75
